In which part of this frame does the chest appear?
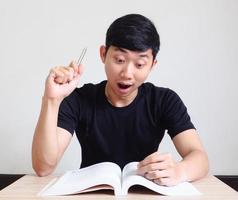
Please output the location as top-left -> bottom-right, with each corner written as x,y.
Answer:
77,102 -> 165,146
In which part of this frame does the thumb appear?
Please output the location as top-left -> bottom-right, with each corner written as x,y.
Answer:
68,72 -> 82,88
77,64 -> 84,75
70,61 -> 84,77
71,63 -> 84,86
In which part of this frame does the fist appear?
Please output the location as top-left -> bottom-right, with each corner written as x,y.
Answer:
44,61 -> 84,101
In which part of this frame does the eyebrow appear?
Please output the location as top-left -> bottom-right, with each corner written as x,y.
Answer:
114,47 -> 149,58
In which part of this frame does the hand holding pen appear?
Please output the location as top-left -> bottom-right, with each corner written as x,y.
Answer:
44,48 -> 87,101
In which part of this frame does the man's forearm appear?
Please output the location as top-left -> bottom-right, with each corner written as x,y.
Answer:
32,97 -> 61,176
178,150 -> 209,182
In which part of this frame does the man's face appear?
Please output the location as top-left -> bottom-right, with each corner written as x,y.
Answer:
100,45 -> 156,99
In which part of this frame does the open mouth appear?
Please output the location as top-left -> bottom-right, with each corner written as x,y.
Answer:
117,83 -> 132,90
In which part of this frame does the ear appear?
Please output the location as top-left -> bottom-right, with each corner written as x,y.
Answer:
100,45 -> 106,64
151,59 -> 158,69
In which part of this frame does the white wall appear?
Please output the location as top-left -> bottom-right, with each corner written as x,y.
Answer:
0,0 -> 237,175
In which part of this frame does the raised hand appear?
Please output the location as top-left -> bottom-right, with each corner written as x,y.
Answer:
44,61 -> 84,102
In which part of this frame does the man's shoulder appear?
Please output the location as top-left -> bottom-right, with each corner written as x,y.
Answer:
78,81 -> 105,91
141,82 -> 182,108
72,81 -> 105,95
142,82 -> 176,96
63,81 -> 105,104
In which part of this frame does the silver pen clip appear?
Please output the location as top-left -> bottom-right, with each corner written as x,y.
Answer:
77,47 -> 87,65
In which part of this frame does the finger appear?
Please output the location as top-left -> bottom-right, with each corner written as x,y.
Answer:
50,67 -> 64,78
47,70 -> 56,83
153,177 -> 171,186
69,61 -> 79,75
137,161 -> 169,175
69,61 -> 84,76
138,152 -> 170,168
60,63 -> 83,86
64,67 -> 74,82
67,72 -> 81,88
138,152 -> 159,167
145,169 -> 169,180
57,67 -> 74,84
75,63 -> 84,77
49,67 -> 66,84
55,76 -> 66,84
78,63 -> 84,74
67,64 -> 83,87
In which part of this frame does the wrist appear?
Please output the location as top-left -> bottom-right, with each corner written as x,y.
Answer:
177,162 -> 188,183
42,96 -> 63,107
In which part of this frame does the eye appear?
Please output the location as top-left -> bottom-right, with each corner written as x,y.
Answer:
115,57 -> 125,64
136,63 -> 145,69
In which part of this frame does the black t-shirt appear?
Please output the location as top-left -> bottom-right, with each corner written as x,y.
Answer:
58,81 -> 195,168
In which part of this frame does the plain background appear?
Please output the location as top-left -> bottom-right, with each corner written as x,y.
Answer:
0,0 -> 237,175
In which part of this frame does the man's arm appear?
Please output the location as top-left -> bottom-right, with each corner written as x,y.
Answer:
137,129 -> 209,186
32,61 -> 83,177
32,97 -> 72,177
172,129 -> 209,182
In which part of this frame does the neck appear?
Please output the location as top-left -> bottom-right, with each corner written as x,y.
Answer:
105,83 -> 138,107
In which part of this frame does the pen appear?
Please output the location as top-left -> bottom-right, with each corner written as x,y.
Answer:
77,47 -> 87,65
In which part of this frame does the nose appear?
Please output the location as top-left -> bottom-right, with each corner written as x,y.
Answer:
120,63 -> 133,79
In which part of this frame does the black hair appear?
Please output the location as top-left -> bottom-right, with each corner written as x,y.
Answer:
105,14 -> 160,60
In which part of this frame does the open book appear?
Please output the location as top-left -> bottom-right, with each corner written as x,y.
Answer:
39,162 -> 201,196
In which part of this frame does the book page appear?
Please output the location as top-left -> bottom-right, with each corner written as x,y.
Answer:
121,162 -> 202,196
39,162 -> 122,196
122,161 -> 139,178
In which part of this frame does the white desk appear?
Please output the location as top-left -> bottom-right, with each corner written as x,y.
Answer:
0,175 -> 237,199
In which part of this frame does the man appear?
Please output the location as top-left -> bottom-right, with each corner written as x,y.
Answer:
32,14 -> 209,186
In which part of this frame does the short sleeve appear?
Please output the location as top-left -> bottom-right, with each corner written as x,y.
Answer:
57,91 -> 79,135
161,89 -> 195,138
